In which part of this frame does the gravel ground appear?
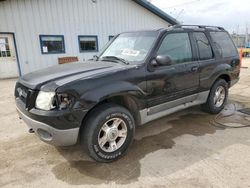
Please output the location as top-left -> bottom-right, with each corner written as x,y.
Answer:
0,59 -> 250,188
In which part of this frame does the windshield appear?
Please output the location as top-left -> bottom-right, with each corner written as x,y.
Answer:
100,32 -> 158,62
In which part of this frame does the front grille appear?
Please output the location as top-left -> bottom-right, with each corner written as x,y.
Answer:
15,82 -> 37,109
15,83 -> 28,103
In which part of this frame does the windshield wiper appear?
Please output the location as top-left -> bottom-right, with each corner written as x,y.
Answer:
101,56 -> 129,65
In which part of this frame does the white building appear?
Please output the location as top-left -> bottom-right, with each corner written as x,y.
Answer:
0,0 -> 178,78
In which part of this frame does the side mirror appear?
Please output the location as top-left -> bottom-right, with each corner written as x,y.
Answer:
155,55 -> 172,66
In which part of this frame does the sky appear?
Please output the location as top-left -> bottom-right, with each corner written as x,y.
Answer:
151,0 -> 250,34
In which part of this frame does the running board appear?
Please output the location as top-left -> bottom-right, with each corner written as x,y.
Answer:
139,91 -> 209,125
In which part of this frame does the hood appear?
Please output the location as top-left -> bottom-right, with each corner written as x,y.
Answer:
19,61 -> 132,90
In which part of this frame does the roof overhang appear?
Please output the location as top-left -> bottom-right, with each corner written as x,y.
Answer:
133,0 -> 179,25
0,0 -> 179,25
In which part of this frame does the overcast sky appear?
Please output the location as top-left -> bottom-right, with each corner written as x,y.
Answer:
151,0 -> 250,34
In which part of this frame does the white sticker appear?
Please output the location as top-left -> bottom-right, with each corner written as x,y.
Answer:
122,49 -> 140,56
0,39 -> 5,44
0,43 -> 6,51
43,46 -> 48,53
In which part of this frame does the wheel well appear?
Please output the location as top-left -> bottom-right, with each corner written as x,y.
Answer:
105,95 -> 141,125
217,74 -> 230,86
81,95 -> 141,128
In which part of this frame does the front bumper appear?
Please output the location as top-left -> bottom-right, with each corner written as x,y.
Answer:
16,106 -> 79,146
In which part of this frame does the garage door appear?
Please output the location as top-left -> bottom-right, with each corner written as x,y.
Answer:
0,34 -> 19,78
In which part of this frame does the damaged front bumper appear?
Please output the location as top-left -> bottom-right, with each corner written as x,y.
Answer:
16,103 -> 79,146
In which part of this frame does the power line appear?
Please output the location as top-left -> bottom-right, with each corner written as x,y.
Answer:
160,0 -> 201,9
175,9 -> 185,19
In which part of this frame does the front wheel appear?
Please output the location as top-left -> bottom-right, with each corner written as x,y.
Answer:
202,79 -> 228,114
80,103 -> 135,162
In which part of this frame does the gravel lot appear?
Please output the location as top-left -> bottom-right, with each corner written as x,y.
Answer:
1,59 -> 250,188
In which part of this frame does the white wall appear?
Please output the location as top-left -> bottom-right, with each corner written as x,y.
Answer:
0,0 -> 170,75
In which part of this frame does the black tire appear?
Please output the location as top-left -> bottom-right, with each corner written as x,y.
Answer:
202,79 -> 229,114
80,103 -> 135,162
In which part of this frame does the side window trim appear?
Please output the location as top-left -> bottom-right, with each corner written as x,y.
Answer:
188,32 -> 198,61
193,31 -> 215,61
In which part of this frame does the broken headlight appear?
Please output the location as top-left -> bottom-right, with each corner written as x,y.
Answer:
57,93 -> 74,110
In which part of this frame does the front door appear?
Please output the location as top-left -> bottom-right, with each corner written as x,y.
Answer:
146,32 -> 199,112
0,34 -> 19,78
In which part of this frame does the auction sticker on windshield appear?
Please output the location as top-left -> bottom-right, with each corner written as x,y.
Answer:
122,49 -> 140,56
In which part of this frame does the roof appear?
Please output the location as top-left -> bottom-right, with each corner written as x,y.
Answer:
133,0 -> 179,25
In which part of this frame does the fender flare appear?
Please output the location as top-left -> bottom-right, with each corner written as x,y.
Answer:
79,81 -> 146,109
205,64 -> 232,89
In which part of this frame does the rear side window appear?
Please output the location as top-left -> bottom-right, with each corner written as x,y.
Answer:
210,32 -> 238,58
157,33 -> 192,64
193,32 -> 213,60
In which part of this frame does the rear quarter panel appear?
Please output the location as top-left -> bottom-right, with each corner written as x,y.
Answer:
199,30 -> 240,90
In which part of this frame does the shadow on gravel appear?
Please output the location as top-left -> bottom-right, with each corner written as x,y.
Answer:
52,106 -> 218,185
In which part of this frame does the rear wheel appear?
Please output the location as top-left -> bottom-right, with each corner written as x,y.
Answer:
202,79 -> 228,114
80,103 -> 135,162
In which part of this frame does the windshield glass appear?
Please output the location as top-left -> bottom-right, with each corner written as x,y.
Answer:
100,32 -> 158,62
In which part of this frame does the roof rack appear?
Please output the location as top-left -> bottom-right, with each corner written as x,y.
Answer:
172,25 -> 225,31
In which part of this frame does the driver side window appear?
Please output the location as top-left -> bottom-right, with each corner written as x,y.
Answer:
157,33 -> 193,64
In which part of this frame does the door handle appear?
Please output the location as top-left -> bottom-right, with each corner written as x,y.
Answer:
191,66 -> 199,72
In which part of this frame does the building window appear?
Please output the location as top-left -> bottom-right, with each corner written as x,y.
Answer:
39,35 -> 65,54
109,35 -> 114,41
0,37 -> 11,57
78,35 -> 98,52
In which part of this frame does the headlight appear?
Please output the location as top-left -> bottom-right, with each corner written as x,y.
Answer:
35,91 -> 56,110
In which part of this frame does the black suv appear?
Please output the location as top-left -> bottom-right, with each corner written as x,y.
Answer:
15,25 -> 240,162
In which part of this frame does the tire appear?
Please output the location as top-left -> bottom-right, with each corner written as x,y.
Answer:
202,79 -> 228,114
80,103 -> 135,162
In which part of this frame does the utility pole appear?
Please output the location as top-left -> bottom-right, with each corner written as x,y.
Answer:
245,25 -> 249,48
236,25 -> 239,47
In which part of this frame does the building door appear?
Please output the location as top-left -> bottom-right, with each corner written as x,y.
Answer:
0,34 -> 19,78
